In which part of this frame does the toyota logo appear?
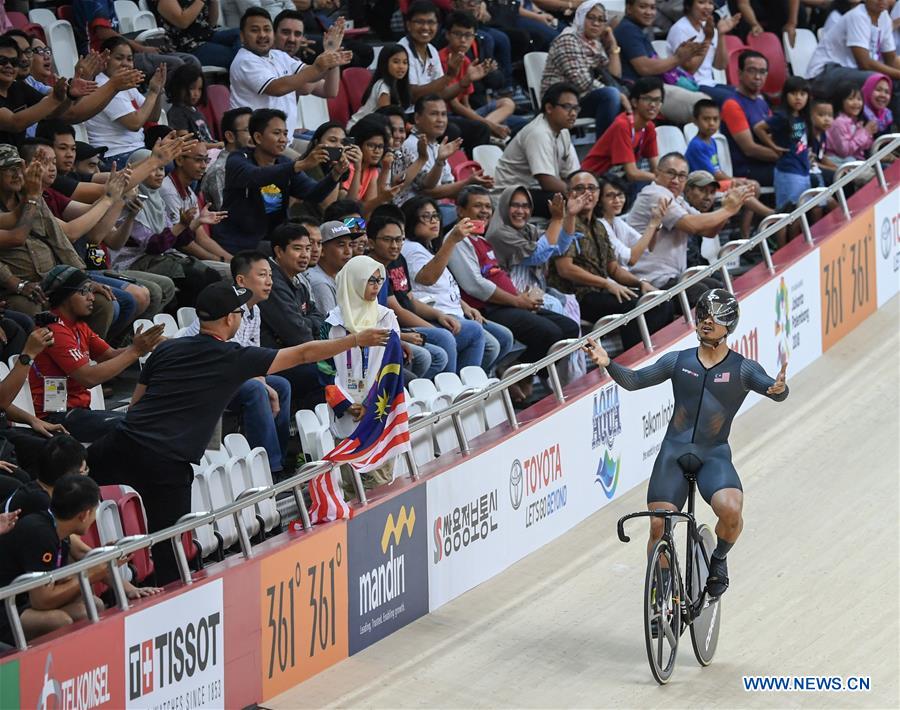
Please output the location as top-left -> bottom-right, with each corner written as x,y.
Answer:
509,459 -> 523,510
881,217 -> 893,260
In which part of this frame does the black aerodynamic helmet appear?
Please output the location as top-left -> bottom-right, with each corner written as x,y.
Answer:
695,289 -> 739,334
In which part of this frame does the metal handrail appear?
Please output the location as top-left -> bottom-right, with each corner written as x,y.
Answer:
2,134 -> 898,652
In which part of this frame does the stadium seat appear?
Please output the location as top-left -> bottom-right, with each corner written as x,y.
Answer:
295,409 -> 328,460
314,402 -> 330,426
46,20 -> 78,80
472,145 -> 503,178
313,428 -> 336,461
434,372 -> 485,439
723,34 -> 746,57
224,456 -> 261,539
342,67 -> 373,114
56,5 -> 73,23
204,84 -> 230,140
116,492 -> 154,582
460,366 -> 506,429
9,374 -> 35,421
176,306 -> 197,329
409,379 -> 456,454
88,384 -> 105,411
683,122 -> 699,143
726,48 -> 742,86
244,447 -> 280,532
523,52 -> 547,112
327,89 -> 351,127
189,471 -> 220,559
114,0 -> 138,32
651,39 -> 670,59
782,28 -> 817,78
223,432 -> 251,458
198,464 -> 239,548
96,499 -> 124,545
746,32 -> 787,99
656,125 -> 688,157
28,8 -> 56,32
153,313 -> 178,337
131,11 -> 165,41
6,11 -> 29,28
408,411 -> 436,466
297,94 -> 330,134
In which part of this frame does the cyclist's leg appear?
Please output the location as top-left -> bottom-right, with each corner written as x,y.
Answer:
697,452 -> 743,595
646,441 -> 690,554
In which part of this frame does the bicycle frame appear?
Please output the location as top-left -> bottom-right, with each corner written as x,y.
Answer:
617,477 -> 712,623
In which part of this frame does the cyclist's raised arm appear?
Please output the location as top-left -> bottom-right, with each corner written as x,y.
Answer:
606,352 -> 678,391
740,359 -> 789,402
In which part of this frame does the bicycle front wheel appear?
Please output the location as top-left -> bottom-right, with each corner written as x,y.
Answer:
689,523 -> 722,666
644,539 -> 681,684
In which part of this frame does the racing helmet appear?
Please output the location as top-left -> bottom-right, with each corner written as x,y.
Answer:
695,289 -> 739,334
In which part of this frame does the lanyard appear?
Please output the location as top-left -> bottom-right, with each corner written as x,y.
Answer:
346,345 -> 369,381
32,321 -> 81,380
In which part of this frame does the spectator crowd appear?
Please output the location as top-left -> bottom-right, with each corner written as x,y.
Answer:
0,0 -> 896,647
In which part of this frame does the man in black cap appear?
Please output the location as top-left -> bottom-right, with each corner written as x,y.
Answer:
28,265 -> 165,443
88,281 -> 390,584
73,142 -> 107,182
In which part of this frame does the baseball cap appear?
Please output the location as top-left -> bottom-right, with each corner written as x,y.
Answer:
686,170 -> 720,189
195,282 -> 252,321
0,144 -> 23,169
75,141 -> 107,162
41,265 -> 91,307
320,220 -> 352,243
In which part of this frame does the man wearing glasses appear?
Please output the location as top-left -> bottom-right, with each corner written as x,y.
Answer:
201,107 -> 252,212
494,82 -> 581,218
719,51 -> 779,187
582,76 -> 663,196
626,152 -> 751,304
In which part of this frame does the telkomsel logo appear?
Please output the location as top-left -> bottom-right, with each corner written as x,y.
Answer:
595,450 -> 621,499
127,612 -> 222,702
36,653 -> 111,710
358,506 -> 416,617
512,444 -> 566,528
591,383 -> 622,449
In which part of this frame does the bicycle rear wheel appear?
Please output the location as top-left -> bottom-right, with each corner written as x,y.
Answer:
689,523 -> 722,666
644,539 -> 681,684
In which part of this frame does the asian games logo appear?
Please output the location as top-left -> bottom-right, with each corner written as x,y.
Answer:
774,277 -> 791,369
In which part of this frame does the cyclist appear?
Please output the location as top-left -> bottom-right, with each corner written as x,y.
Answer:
585,289 -> 788,598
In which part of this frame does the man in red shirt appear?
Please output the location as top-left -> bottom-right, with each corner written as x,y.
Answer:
28,265 -> 164,443
582,76 -> 662,191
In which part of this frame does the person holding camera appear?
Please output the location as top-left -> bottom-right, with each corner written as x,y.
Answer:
26,265 -> 165,443
213,108 -> 348,254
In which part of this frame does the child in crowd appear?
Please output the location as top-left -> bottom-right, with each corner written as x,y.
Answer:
346,44 -> 412,130
826,82 -> 877,165
754,76 -> 812,206
439,11 -> 526,139
685,99 -> 772,237
165,64 -> 221,149
809,97 -> 837,187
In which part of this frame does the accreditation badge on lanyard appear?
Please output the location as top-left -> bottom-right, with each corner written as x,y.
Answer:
345,345 -> 370,393
43,377 -> 67,413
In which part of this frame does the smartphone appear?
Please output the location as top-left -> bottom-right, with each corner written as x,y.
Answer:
138,193 -> 149,201
323,146 -> 343,163
470,219 -> 486,235
341,136 -> 356,147
34,311 -> 60,327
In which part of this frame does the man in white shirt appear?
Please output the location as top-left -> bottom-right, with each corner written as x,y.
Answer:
494,82 -> 580,218
228,7 -> 350,138
807,0 -> 900,102
157,142 -> 234,277
627,153 -> 749,302
182,252 -> 292,476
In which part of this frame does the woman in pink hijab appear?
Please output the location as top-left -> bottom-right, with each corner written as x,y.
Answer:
862,73 -> 894,136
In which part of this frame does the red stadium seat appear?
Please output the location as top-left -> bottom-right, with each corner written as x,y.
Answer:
117,492 -> 154,583
342,67 -> 373,115
726,48 -> 742,87
56,5 -> 74,23
6,11 -> 29,28
204,83 -> 231,140
723,34 -> 746,57
447,150 -> 482,181
327,88 -> 351,127
746,32 -> 788,99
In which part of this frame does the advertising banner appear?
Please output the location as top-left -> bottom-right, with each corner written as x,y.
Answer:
124,579 -> 224,709
873,188 -> 900,306
0,660 -> 17,709
819,209 -> 878,352
18,619 -> 124,710
259,523 -> 348,700
347,485 -> 429,655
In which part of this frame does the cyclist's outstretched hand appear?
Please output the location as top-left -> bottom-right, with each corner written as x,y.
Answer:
583,337 -> 610,368
767,361 -> 787,395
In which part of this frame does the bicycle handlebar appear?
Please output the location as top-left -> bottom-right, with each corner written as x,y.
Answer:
617,510 -> 695,543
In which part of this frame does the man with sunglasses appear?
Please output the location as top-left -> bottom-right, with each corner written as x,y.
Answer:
28,265 -> 165,443
585,288 -> 789,602
626,152 -> 752,306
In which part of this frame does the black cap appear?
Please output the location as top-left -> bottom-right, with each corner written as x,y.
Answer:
75,141 -> 107,162
195,283 -> 252,321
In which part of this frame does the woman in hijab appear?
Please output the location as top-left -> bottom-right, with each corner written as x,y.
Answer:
549,170 -> 673,350
320,255 -> 400,489
862,73 -> 895,137
486,185 -> 584,316
105,149 -> 223,307
540,1 -> 627,138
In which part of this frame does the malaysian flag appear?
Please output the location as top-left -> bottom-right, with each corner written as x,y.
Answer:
309,332 -> 411,522
714,371 -> 731,383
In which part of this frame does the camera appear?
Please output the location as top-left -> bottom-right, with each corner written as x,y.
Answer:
34,311 -> 59,327
323,146 -> 343,163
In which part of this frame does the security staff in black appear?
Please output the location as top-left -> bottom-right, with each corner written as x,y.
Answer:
585,289 -> 788,598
